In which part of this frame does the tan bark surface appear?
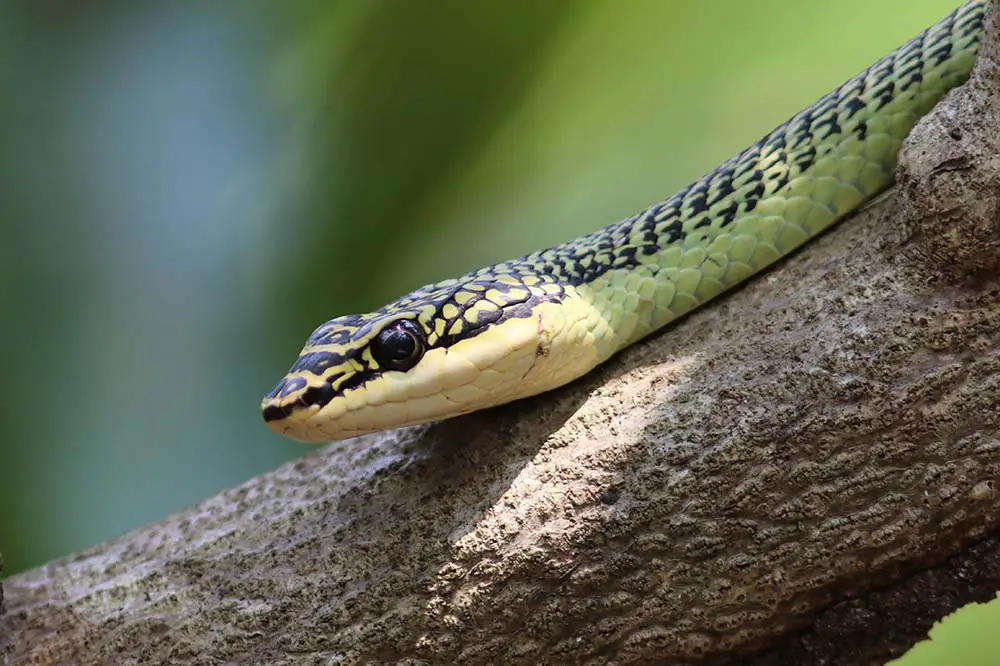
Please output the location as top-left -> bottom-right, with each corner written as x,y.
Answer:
4,5 -> 1000,665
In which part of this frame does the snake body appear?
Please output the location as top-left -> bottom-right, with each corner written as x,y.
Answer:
263,1 -> 985,443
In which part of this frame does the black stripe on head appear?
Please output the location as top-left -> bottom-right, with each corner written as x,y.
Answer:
290,350 -> 345,376
306,315 -> 364,346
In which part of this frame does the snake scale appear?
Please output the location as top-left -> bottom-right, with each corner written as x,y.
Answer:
263,1 -> 985,443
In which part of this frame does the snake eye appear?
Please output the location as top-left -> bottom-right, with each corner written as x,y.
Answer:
371,320 -> 425,371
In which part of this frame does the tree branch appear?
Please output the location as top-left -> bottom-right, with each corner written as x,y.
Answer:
5,5 -> 1000,664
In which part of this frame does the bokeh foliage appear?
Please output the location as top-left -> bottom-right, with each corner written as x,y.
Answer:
1,1 -> 992,661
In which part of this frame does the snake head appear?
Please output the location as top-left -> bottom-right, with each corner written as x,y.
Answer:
261,312 -> 433,441
260,276 -> 590,442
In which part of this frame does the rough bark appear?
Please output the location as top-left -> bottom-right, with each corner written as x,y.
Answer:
4,6 -> 1000,666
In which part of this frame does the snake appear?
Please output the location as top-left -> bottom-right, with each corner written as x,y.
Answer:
263,1 -> 985,443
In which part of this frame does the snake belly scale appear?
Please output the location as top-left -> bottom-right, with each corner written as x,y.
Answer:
263,2 -> 985,443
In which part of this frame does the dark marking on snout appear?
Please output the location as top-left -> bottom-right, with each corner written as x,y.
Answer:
262,402 -> 294,422
301,383 -> 335,409
261,380 -> 336,423
278,376 -> 306,397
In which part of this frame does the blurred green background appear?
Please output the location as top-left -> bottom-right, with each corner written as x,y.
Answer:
2,0 -> 994,659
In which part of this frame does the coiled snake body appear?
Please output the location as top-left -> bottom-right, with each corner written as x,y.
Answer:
263,2 -> 985,443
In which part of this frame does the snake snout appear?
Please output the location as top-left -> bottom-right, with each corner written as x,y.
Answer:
261,375 -> 335,423
261,399 -> 293,423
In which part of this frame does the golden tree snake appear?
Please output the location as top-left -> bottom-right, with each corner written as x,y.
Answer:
263,1 -> 985,443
